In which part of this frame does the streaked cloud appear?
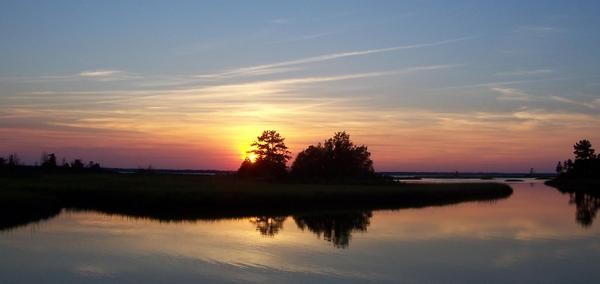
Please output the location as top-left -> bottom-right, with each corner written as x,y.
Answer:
515,25 -> 561,33
491,87 -> 531,101
550,96 -> 599,109
195,37 -> 472,78
495,69 -> 554,77
0,69 -> 137,83
268,18 -> 292,25
79,70 -> 122,78
438,77 -> 570,90
269,31 -> 337,45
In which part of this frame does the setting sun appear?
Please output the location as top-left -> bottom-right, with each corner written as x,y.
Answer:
245,153 -> 258,163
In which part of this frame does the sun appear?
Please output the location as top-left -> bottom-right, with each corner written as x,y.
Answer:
246,153 -> 258,163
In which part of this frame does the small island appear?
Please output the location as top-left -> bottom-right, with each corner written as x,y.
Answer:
1,131 -> 512,230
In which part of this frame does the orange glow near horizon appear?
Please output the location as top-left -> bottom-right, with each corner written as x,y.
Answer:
1,81 -> 598,172
1,115 -> 598,172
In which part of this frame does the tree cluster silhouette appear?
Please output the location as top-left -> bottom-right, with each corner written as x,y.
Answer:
555,139 -> 600,178
0,152 -> 102,175
238,130 -> 375,181
0,154 -> 22,173
291,131 -> 374,180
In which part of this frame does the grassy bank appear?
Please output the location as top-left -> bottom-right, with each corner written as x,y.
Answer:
0,173 -> 512,230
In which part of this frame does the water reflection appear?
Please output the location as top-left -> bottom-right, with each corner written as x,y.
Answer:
2,182 -> 600,283
249,216 -> 287,237
567,191 -> 600,227
249,212 -> 372,247
293,211 -> 372,248
0,205 -> 61,231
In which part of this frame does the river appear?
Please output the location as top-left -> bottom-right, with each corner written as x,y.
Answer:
1,179 -> 599,283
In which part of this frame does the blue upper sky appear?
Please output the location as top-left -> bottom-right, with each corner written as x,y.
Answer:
1,0 -> 599,171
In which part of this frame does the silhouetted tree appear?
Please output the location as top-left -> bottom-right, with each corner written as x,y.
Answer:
7,154 -> 20,167
71,159 -> 85,170
237,158 -> 255,176
0,157 -> 6,168
40,153 -> 57,169
291,131 -> 374,180
555,161 -> 564,175
290,144 -> 328,178
87,161 -> 101,171
238,130 -> 291,179
564,159 -> 574,173
574,139 -> 596,160
61,158 -> 70,168
251,130 -> 291,166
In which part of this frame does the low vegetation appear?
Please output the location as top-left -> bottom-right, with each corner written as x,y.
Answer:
0,173 -> 512,230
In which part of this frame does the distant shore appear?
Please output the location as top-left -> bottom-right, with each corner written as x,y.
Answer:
0,172 -> 513,231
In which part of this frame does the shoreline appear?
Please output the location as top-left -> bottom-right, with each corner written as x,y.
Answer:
545,178 -> 600,192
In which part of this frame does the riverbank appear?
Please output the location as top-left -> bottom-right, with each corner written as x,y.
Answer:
0,173 -> 512,230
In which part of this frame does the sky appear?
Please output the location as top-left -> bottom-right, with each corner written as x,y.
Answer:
1,0 -> 599,172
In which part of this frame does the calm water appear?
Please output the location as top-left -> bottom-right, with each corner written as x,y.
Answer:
1,180 -> 599,283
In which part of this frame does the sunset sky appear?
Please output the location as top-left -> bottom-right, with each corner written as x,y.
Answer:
1,1 -> 599,172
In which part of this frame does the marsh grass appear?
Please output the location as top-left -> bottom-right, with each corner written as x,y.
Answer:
0,173 -> 512,230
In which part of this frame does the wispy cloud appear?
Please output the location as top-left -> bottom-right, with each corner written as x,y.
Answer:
269,31 -> 337,45
195,37 -> 473,79
491,87 -> 531,101
438,76 -> 570,90
550,96 -> 599,109
1,69 -> 137,83
79,70 -> 122,77
495,69 -> 554,76
268,18 -> 292,25
13,64 -> 461,109
515,25 -> 561,33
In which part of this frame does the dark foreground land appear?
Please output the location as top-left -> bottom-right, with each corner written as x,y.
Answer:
0,173 -> 512,230
545,177 -> 600,192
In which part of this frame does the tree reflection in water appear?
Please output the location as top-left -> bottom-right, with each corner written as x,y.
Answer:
293,211 -> 372,248
249,212 -> 373,248
249,216 -> 287,237
567,191 -> 600,227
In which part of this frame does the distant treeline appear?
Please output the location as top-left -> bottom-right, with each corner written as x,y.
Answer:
0,152 -> 103,175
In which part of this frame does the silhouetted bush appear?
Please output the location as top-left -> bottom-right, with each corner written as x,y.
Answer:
71,159 -> 85,170
291,131 -> 375,180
